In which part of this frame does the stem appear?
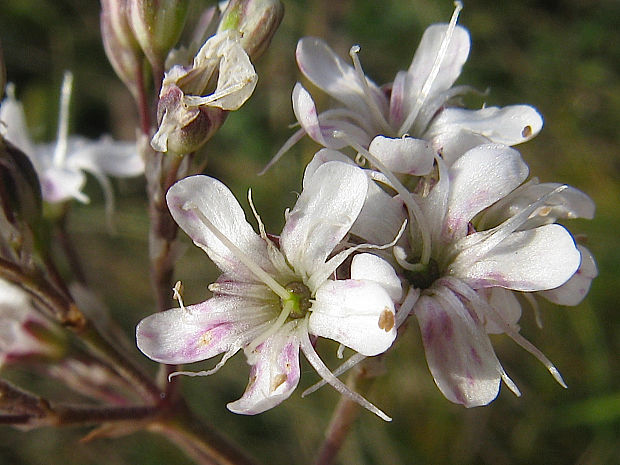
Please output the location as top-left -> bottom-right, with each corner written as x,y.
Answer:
314,359 -> 383,465
136,59 -> 152,136
56,206 -> 87,285
149,399 -> 261,465
0,257 -> 161,402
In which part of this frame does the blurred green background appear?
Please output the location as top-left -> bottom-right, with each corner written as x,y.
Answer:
0,0 -> 618,464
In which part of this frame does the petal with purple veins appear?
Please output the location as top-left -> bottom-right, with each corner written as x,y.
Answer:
414,288 -> 502,407
136,296 -> 272,364
227,321 -> 301,415
280,161 -> 367,279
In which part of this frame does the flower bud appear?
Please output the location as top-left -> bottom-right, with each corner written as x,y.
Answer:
218,0 -> 284,60
151,82 -> 227,154
128,0 -> 189,71
100,0 -> 144,98
0,280 -> 66,367
0,138 -> 42,228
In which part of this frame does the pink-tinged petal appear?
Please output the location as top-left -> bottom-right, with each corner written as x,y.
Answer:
309,279 -> 396,356
280,161 -> 367,279
350,253 -> 402,302
292,83 -> 346,149
484,287 -> 522,334
296,37 -> 385,117
388,70 -> 408,128
541,245 -> 598,306
427,105 -> 543,161
40,166 -> 88,204
406,24 -> 470,106
451,224 -> 581,292
166,175 -> 274,279
414,289 -> 502,407
368,136 -> 435,175
443,144 -> 529,241
227,321 -> 301,415
136,296 -> 272,364
350,179 -> 406,246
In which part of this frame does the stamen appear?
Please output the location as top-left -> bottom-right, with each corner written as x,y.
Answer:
299,319 -> 392,421
53,71 -> 74,167
523,292 -> 544,328
308,218 -> 407,292
169,348 -> 239,380
303,286 -> 419,397
173,281 -> 188,312
184,202 -> 291,301
336,131 -> 432,265
348,45 -> 393,135
394,246 -> 427,272
245,301 -> 292,355
452,185 -> 569,268
397,1 -> 463,135
443,277 -> 567,388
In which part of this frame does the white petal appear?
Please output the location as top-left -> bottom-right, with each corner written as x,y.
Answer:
309,279 -> 396,356
296,37 -> 385,117
166,175 -> 274,279
541,245 -> 597,306
66,137 -> 144,177
0,87 -> 36,157
197,40 -> 257,110
292,83 -> 344,149
451,224 -> 581,291
40,166 -> 87,204
350,179 -> 406,246
479,181 -> 596,230
406,24 -> 470,108
443,144 -> 529,241
368,136 -> 435,175
280,161 -> 367,279
414,289 -> 502,407
427,105 -> 544,162
227,321 -> 301,415
350,253 -> 402,302
136,296 -> 271,364
303,149 -> 353,188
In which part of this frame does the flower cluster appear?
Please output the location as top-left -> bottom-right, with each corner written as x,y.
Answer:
136,3 -> 596,420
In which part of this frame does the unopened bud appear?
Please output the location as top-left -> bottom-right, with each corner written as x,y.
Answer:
0,138 -> 42,227
218,0 -> 284,60
0,280 -> 66,367
100,0 -> 144,98
128,0 -> 189,71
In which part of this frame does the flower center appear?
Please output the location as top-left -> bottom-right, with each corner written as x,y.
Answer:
405,258 -> 440,290
282,281 -> 312,319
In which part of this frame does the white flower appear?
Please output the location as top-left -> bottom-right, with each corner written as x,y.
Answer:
0,72 -> 143,209
266,3 -> 542,171
350,142 -> 583,407
136,161 -> 400,419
